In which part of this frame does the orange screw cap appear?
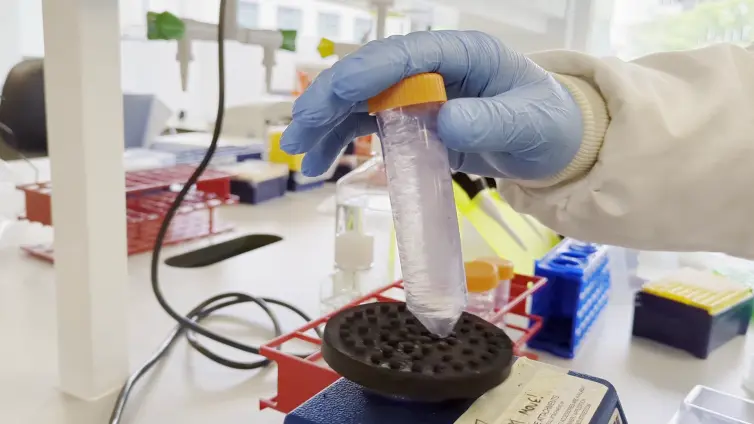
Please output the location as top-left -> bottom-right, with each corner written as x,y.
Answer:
480,257 -> 515,281
367,73 -> 447,115
464,260 -> 499,293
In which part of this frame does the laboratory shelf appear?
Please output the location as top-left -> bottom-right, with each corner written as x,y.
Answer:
528,238 -> 611,358
16,165 -> 239,262
258,274 -> 547,415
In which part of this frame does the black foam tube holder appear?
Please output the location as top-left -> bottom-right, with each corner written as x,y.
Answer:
322,302 -> 515,402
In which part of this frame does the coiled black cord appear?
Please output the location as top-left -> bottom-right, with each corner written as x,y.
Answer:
109,2 -> 320,422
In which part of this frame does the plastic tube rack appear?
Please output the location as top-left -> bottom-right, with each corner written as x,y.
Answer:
258,274 -> 547,414
16,165 -> 239,262
528,239 -> 611,358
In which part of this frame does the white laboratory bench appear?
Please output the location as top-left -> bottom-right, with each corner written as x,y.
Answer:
1,158 -> 752,424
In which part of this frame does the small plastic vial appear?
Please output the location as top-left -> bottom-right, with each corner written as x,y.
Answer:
480,257 -> 515,310
334,152 -> 398,286
320,231 -> 374,314
367,73 -> 467,337
464,260 -> 499,320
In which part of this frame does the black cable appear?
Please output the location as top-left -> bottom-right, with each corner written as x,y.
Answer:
110,2 -> 320,422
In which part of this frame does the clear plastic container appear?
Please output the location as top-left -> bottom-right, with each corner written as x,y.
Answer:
464,260 -> 498,320
480,257 -> 515,310
334,154 -> 399,288
320,269 -> 363,315
668,385 -> 754,424
320,231 -> 374,314
369,73 -> 467,337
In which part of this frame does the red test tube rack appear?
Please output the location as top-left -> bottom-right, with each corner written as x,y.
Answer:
259,274 -> 547,414
16,165 -> 239,262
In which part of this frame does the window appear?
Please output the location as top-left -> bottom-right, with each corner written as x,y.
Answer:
353,17 -> 373,43
318,12 -> 342,39
614,0 -> 754,59
277,6 -> 303,31
238,1 -> 259,29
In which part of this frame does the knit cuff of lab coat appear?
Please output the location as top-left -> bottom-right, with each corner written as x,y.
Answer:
514,74 -> 609,189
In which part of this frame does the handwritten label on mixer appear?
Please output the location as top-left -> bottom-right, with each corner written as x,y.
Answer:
454,358 -> 607,424
499,372 -> 607,424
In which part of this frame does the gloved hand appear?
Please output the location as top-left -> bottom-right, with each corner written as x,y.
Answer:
281,30 -> 584,180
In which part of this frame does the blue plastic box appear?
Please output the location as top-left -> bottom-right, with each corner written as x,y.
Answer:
215,161 -> 289,204
529,239 -> 611,358
231,177 -> 287,204
285,359 -> 627,424
288,172 -> 326,192
632,269 -> 753,359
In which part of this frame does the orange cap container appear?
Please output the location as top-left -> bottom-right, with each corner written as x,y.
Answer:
367,73 -> 447,114
480,257 -> 515,281
464,260 -> 499,293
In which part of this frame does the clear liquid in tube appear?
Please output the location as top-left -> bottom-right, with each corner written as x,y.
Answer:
377,104 -> 467,337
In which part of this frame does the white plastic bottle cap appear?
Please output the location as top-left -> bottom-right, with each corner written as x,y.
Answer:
335,231 -> 374,270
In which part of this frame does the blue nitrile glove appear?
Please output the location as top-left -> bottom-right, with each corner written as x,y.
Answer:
281,30 -> 583,179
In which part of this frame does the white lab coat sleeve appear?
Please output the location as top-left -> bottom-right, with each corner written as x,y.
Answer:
498,44 -> 754,259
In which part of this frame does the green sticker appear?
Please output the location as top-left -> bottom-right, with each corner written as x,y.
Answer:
279,30 -> 298,52
146,11 -> 186,40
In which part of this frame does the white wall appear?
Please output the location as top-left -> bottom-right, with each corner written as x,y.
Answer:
0,0 -> 22,81
15,0 -> 613,123
20,0 -> 44,59
17,0 -> 413,124
457,13 -> 561,52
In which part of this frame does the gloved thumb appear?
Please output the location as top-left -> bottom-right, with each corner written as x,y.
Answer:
437,81 -> 582,180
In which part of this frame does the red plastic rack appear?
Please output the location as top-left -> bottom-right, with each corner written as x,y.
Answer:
259,274 -> 547,414
16,165 -> 239,262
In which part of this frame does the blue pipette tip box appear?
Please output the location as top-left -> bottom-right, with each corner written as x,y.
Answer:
632,270 -> 753,359
528,238 -> 611,359
219,160 -> 289,204
230,177 -> 287,204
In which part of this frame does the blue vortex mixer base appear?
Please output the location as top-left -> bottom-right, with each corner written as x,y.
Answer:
285,358 -> 627,424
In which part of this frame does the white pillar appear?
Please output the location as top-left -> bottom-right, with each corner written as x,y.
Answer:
0,0 -> 22,81
41,0 -> 130,400
372,0 -> 394,40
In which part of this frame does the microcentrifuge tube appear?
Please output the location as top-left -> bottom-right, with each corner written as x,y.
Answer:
368,73 -> 467,337
464,261 -> 499,321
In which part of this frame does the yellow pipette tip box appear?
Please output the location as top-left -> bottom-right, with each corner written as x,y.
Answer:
633,268 -> 754,359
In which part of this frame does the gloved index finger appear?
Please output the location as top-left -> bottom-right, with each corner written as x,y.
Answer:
292,66 -> 356,127
330,31 -> 503,103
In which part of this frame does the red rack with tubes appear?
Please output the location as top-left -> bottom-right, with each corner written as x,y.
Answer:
16,165 -> 239,262
259,274 -> 547,414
